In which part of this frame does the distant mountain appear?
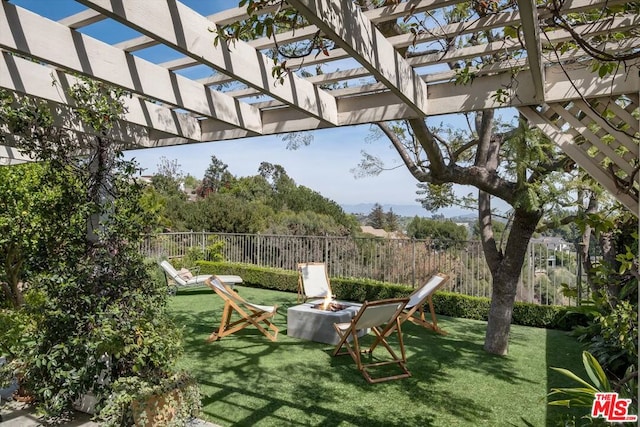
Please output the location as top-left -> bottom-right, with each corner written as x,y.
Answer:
340,203 -> 473,218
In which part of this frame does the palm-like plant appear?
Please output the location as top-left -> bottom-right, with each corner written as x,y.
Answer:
549,351 -> 637,426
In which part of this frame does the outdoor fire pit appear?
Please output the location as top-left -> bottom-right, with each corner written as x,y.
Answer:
287,299 -> 368,345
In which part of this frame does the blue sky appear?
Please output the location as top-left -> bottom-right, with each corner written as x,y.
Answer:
12,0 -> 515,215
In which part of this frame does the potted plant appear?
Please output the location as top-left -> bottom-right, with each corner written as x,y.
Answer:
98,372 -> 200,427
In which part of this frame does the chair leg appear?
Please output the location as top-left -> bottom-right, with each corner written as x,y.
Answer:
207,302 -> 233,342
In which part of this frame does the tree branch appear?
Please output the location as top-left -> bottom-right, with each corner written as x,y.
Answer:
376,122 -> 431,182
479,190 -> 502,271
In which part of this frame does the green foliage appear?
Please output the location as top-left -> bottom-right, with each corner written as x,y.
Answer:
180,192 -> 273,233
198,155 -> 234,198
0,162 -> 85,308
416,182 -> 460,211
366,203 -> 386,229
206,237 -> 225,262
264,210 -> 353,236
195,261 -> 587,330
0,81 -> 195,421
365,203 -> 400,232
150,159 -> 356,236
572,211 -> 638,379
548,351 -> 637,426
406,216 -> 468,245
98,372 -> 200,427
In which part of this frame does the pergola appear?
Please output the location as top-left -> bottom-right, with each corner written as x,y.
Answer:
1,0 -> 638,214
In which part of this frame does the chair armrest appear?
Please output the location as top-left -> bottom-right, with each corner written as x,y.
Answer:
187,265 -> 201,275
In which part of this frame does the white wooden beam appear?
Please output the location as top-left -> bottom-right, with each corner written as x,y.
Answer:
209,62 -> 640,134
114,35 -> 157,53
1,94 -> 192,150
0,2 -> 262,134
544,61 -> 640,102
0,144 -> 33,165
287,0 -> 429,117
57,8 -> 105,29
516,0 -> 545,102
77,0 -> 339,126
0,52 -> 202,141
520,105 -> 638,216
208,3 -> 281,26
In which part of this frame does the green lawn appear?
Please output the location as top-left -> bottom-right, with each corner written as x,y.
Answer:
168,286 -> 585,426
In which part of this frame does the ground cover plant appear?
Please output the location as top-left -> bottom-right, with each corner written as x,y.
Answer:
168,285 -> 585,426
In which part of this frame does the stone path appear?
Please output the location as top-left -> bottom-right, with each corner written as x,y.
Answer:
0,399 -> 220,426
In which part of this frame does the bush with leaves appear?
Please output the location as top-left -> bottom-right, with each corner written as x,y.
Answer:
0,82 -> 198,422
571,211 -> 638,380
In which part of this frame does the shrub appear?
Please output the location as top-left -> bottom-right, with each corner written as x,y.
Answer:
195,261 -> 587,330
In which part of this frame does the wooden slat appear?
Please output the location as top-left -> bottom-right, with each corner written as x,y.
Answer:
57,8 -> 105,29
0,2 -> 262,133
517,0 -> 545,102
575,99 -> 638,157
0,52 -> 201,142
78,0 -> 339,126
520,105 -> 638,216
551,103 -> 634,176
0,144 -> 33,165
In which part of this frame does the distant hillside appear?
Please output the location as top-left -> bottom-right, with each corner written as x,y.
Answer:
341,203 -> 473,219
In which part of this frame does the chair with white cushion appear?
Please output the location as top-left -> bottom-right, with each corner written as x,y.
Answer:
159,260 -> 242,293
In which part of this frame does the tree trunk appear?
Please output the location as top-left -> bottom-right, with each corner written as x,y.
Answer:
484,207 -> 542,355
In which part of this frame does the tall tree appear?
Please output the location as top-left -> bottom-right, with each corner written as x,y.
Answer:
198,155 -> 234,197
366,203 -> 386,229
384,208 -> 400,232
216,0 -> 632,355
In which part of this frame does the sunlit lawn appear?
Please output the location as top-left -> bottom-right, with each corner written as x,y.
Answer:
168,286 -> 585,426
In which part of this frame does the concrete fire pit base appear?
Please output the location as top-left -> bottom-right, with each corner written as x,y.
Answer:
287,300 -> 368,345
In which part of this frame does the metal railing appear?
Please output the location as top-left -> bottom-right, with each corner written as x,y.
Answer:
141,232 -> 580,306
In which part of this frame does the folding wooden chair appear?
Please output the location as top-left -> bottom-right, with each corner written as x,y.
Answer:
402,273 -> 449,335
368,273 -> 449,355
332,298 -> 410,384
297,262 -> 332,302
205,276 -> 279,342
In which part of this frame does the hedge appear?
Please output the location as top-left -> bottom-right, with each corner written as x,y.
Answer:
195,261 -> 587,331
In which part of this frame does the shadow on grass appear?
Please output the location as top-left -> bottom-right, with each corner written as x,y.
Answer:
545,327 -> 587,426
168,287 -> 581,426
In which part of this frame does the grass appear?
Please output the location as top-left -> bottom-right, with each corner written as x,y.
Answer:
167,285 -> 586,426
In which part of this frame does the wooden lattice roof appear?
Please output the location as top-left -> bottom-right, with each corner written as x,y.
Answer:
1,0 -> 638,212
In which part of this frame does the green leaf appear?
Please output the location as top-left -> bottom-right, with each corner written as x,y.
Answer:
582,351 -> 611,391
549,367 -> 598,391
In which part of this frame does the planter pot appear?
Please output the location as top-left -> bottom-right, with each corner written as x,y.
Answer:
131,388 -> 183,427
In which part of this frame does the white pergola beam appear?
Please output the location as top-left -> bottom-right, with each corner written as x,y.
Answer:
0,144 -> 33,165
551,104 -> 634,175
2,95 -> 193,150
0,52 -> 202,142
287,0 -> 429,117
57,8 -> 105,29
219,61 -> 640,132
520,106 -> 638,215
0,2 -> 262,134
77,0 -> 339,126
516,0 -> 545,102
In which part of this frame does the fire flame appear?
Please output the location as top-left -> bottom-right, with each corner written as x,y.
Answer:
321,294 -> 332,311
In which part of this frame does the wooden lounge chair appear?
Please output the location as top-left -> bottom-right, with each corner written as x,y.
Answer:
205,276 -> 279,342
332,298 -> 411,384
369,273 -> 449,356
297,262 -> 332,302
402,273 -> 450,335
159,260 -> 242,292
